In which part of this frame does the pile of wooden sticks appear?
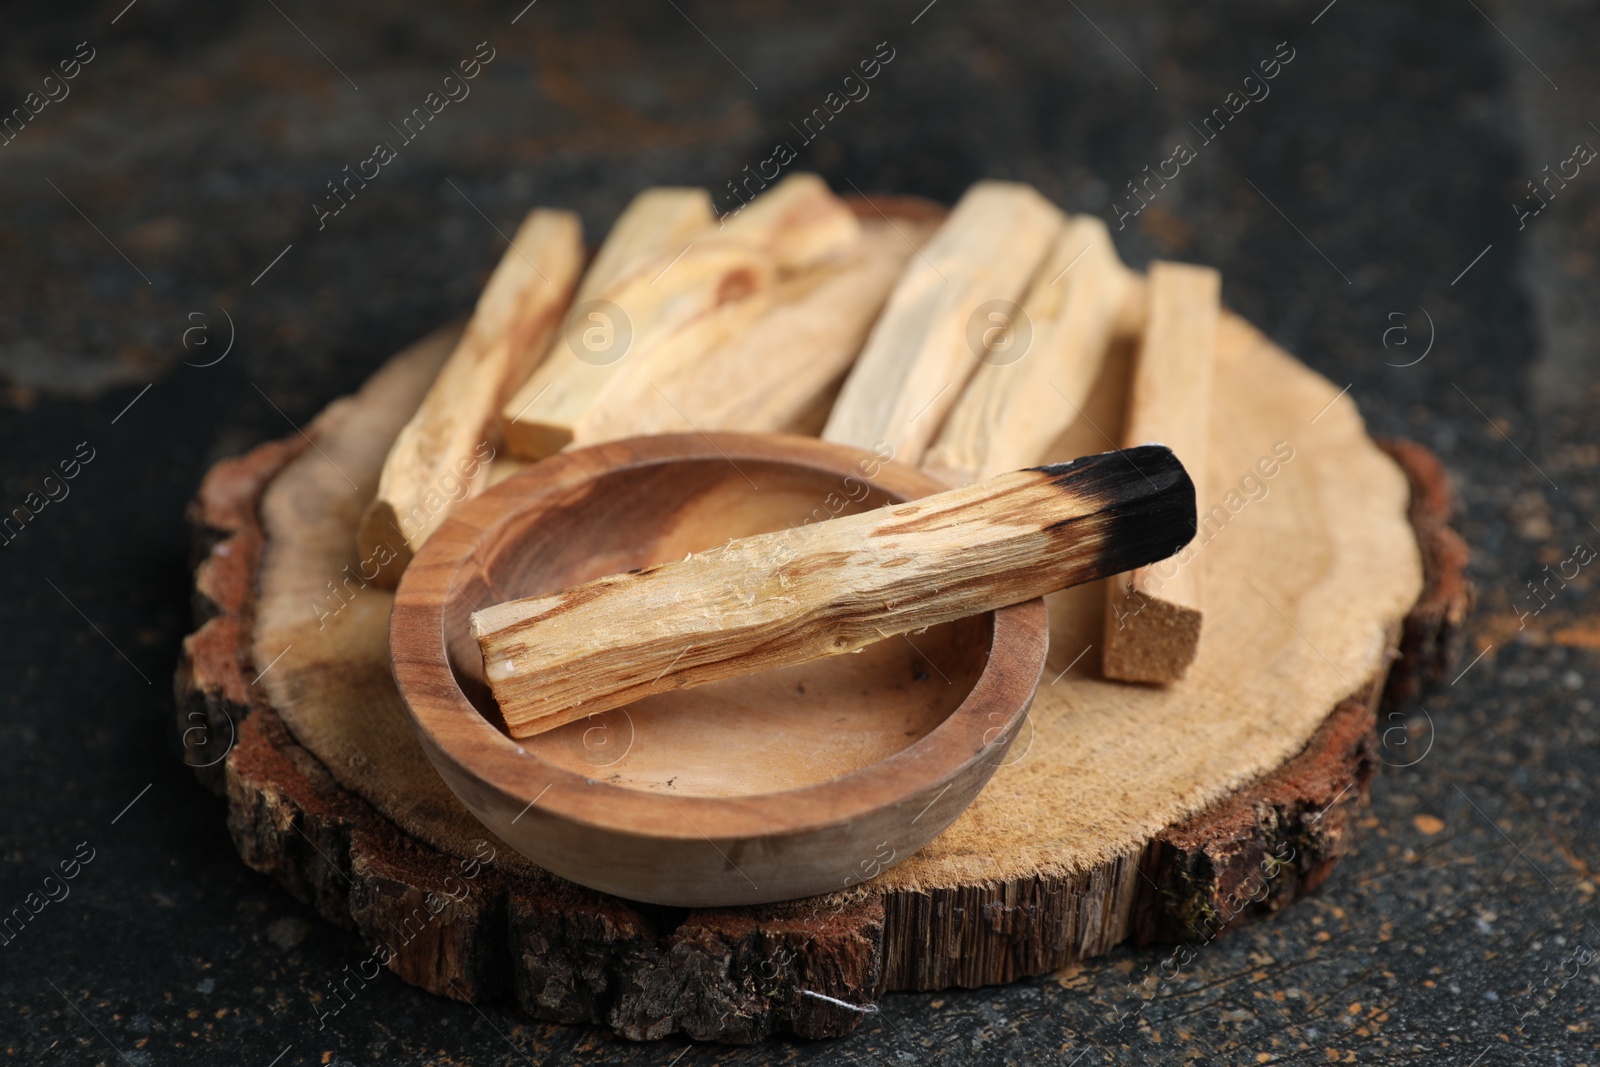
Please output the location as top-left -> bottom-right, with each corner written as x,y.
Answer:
360,173 -> 1222,688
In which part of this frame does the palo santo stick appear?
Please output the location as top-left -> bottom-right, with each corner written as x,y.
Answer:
472,444 -> 1197,737
503,240 -> 774,458
576,217 -> 934,442
821,181 -> 1064,464
501,175 -> 858,460
717,172 -> 861,271
1103,261 -> 1221,683
567,286 -> 777,445
921,215 -> 1135,487
573,187 -> 713,303
357,209 -> 582,586
498,188 -> 717,459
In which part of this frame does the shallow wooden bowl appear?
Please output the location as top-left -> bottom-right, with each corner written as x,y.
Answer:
391,432 -> 1049,907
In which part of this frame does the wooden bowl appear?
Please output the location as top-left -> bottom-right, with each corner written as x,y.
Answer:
391,432 -> 1049,907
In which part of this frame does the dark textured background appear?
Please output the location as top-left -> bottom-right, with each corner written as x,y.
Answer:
2,1 -> 1597,1063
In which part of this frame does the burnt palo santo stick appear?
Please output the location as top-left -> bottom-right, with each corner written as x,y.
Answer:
471,445 -> 1196,738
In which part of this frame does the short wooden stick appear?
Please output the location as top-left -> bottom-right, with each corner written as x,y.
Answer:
821,181 -> 1064,464
922,214 -> 1134,487
577,216 -> 934,443
1102,260 -> 1221,683
357,209 -> 583,586
501,175 -> 860,460
472,444 -> 1196,737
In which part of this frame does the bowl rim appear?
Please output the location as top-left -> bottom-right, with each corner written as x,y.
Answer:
391,431 -> 1049,843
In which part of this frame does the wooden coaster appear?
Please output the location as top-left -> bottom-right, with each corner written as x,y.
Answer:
174,316 -> 1469,1043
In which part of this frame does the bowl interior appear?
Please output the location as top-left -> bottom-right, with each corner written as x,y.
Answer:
440,455 -> 992,798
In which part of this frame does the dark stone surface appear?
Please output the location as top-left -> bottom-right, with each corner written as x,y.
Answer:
2,1 -> 1596,1063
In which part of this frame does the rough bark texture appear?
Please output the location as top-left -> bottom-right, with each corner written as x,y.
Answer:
173,434 -> 1467,1043
1376,437 -> 1475,710
1130,694 -> 1381,946
173,437 -> 309,795
1127,438 -> 1469,947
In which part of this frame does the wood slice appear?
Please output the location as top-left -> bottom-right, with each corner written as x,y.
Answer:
174,314 -> 1469,1043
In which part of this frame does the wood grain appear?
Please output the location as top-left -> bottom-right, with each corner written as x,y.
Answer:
501,175 -> 859,460
468,445 -> 1195,736
822,182 -> 1064,463
576,216 -> 935,442
357,213 -> 581,585
572,186 -> 713,302
1102,260 -> 1222,682
497,186 -> 722,460
715,171 -> 861,272
922,215 -> 1133,487
501,241 -> 773,459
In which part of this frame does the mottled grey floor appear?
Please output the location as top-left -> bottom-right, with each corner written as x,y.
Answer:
1,1 -> 1596,1064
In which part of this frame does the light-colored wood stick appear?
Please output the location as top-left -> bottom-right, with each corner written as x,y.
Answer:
717,171 -> 861,272
1102,260 -> 1221,683
575,217 -> 935,442
497,188 -> 718,459
921,215 -> 1135,487
821,181 -> 1064,464
472,444 -> 1196,737
356,210 -> 583,586
501,175 -> 860,460
573,187 -> 714,303
502,239 -> 775,459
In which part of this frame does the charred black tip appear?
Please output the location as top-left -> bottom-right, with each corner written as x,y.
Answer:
1030,444 -> 1197,573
